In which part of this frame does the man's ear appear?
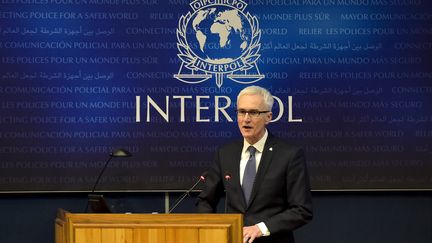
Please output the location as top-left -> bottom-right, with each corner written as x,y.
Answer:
265,112 -> 272,124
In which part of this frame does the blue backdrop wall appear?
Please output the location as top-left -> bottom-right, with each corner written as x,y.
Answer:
1,0 -> 431,192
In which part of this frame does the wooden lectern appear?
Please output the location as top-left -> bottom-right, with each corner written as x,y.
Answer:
55,208 -> 243,243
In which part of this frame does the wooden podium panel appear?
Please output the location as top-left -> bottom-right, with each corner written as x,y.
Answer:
55,209 -> 242,243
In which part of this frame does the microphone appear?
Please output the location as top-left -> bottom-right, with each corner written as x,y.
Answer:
224,172 -> 231,213
85,148 -> 132,213
168,173 -> 206,213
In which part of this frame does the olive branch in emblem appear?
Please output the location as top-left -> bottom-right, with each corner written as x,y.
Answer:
241,13 -> 261,70
177,12 -> 196,67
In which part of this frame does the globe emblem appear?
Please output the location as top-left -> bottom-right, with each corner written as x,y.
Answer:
186,6 -> 253,65
174,3 -> 265,87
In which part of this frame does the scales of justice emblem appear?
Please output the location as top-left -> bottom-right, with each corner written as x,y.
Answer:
174,0 -> 265,88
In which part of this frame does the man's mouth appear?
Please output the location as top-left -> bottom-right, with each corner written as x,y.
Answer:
243,125 -> 252,130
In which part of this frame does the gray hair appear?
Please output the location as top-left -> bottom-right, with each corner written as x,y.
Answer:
237,86 -> 274,110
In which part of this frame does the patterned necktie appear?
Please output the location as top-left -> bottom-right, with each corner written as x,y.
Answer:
242,146 -> 256,205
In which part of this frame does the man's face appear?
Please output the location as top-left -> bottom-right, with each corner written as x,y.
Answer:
237,94 -> 272,145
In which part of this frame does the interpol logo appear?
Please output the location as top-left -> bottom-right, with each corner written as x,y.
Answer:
174,0 -> 265,88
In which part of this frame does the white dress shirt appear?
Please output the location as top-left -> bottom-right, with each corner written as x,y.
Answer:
240,129 -> 270,236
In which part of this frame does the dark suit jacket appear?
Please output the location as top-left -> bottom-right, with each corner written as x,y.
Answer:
196,133 -> 313,243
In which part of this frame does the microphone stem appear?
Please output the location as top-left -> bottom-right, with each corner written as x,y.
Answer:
223,174 -> 231,214
169,178 -> 202,214
224,190 -> 228,213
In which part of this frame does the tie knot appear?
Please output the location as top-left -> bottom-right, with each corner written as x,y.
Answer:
248,146 -> 256,156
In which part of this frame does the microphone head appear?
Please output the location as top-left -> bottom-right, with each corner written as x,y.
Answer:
199,171 -> 208,181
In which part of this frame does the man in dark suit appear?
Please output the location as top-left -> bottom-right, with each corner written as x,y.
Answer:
197,86 -> 313,243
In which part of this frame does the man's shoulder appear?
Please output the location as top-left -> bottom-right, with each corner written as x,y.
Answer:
219,138 -> 243,152
217,134 -> 303,153
267,134 -> 303,153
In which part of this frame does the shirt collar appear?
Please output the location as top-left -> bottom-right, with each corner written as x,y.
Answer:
243,129 -> 268,154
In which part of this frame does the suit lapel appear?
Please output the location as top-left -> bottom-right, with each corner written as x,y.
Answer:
226,141 -> 247,211
246,135 -> 277,209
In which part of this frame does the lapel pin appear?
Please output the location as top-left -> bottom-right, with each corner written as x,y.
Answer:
269,147 -> 273,151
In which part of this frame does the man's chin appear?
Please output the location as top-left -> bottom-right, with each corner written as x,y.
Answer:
241,133 -> 254,141
241,130 -> 252,137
